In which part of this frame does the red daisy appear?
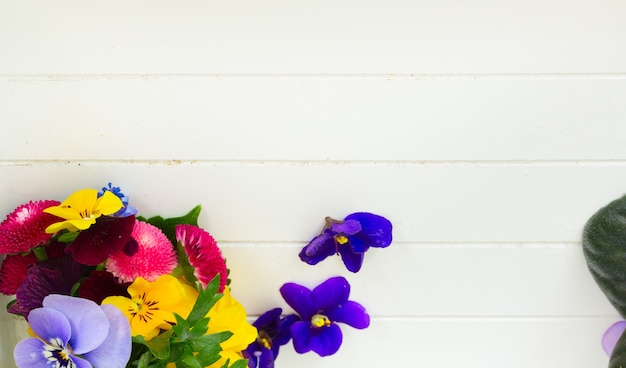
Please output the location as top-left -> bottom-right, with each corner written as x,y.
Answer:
175,224 -> 228,292
106,220 -> 178,282
0,200 -> 61,254
0,252 -> 38,295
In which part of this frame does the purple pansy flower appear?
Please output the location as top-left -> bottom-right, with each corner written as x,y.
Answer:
244,308 -> 300,368
299,212 -> 392,272
279,276 -> 369,357
603,321 -> 626,356
14,294 -> 131,368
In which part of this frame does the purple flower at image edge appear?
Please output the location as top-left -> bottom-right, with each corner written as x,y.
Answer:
244,308 -> 300,368
603,321 -> 626,356
299,212 -> 392,272
279,276 -> 369,357
14,294 -> 131,368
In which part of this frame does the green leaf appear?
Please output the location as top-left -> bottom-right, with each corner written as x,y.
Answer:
186,275 -> 222,326
610,328 -> 626,368
57,231 -> 79,243
138,205 -> 202,245
226,359 -> 250,368
189,331 -> 232,353
583,194 -> 626,317
133,329 -> 174,360
172,240 -> 200,287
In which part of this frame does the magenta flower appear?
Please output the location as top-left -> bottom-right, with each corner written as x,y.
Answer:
0,252 -> 38,295
0,200 -> 60,254
14,294 -> 131,368
105,220 -> 178,282
175,224 -> 228,292
279,276 -> 369,357
299,212 -> 393,272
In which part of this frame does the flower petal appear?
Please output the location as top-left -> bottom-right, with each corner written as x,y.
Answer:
289,321 -> 313,354
312,276 -> 350,312
329,219 -> 361,235
280,282 -> 316,320
66,215 -> 135,266
82,304 -> 132,368
14,338 -> 50,368
308,323 -> 343,357
93,191 -> 124,216
338,243 -> 365,273
344,212 -> 392,248
274,314 -> 300,347
603,321 -> 626,356
299,232 -> 336,265
28,307 -> 71,345
326,300 -> 370,329
43,294 -> 109,355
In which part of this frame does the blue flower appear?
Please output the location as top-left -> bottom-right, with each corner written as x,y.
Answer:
99,183 -> 138,218
299,212 -> 392,272
244,308 -> 299,368
14,294 -> 131,368
279,276 -> 369,357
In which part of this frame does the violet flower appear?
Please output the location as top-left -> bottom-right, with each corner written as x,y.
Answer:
100,183 -> 138,217
603,321 -> 626,356
299,212 -> 392,272
244,308 -> 299,368
14,294 -> 131,368
279,276 -> 369,357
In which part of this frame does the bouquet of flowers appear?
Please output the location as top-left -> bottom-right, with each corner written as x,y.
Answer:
0,184 -> 393,368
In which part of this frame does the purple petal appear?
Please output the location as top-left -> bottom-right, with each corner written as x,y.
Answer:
289,321 -> 313,354
82,304 -> 132,368
274,314 -> 300,346
348,235 -> 369,253
70,356 -> 95,368
338,243 -> 365,273
253,308 -> 282,330
66,215 -> 135,266
300,232 -> 335,264
14,338 -> 50,367
327,300 -> 370,329
43,295 -> 109,355
345,212 -> 392,248
603,321 -> 626,356
312,276 -> 350,312
27,308 -> 71,346
309,323 -> 343,357
329,220 -> 361,236
280,283 -> 316,320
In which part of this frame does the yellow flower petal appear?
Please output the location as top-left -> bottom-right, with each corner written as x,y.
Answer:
43,189 -> 123,233
94,191 -> 125,216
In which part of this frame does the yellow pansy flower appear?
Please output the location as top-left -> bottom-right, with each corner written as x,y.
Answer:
44,188 -> 123,233
102,274 -> 198,341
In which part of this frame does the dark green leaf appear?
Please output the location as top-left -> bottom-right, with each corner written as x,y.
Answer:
227,359 -> 250,368
138,205 -> 202,245
583,194 -> 626,317
133,330 -> 174,360
57,231 -> 79,243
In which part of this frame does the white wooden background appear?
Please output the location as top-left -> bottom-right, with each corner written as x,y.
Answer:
1,1 -> 625,367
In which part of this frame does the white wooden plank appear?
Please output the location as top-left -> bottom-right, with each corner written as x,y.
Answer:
0,164 -> 622,243
221,243 -> 616,317
1,78 -> 626,161
1,0 -> 625,74
0,312 -> 615,368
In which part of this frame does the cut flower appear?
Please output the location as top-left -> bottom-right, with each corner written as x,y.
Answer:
299,212 -> 392,272
279,276 -> 369,357
0,200 -> 61,254
14,294 -> 131,368
44,188 -> 123,233
244,308 -> 299,368
102,274 -> 198,341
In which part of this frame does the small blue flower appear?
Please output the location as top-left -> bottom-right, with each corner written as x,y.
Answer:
99,183 -> 137,218
244,308 -> 299,368
299,212 -> 392,272
14,294 -> 131,368
279,276 -> 369,357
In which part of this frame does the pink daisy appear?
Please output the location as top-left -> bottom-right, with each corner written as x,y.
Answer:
0,252 -> 38,295
175,224 -> 228,292
0,200 -> 61,254
106,220 -> 178,282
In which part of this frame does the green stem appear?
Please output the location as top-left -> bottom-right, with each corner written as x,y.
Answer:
32,246 -> 48,261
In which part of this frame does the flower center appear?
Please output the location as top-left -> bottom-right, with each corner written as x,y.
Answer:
334,235 -> 349,245
42,337 -> 76,368
129,292 -> 159,323
258,331 -> 272,349
311,313 -> 332,328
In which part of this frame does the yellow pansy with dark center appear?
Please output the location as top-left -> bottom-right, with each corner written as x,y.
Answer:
44,189 -> 123,233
